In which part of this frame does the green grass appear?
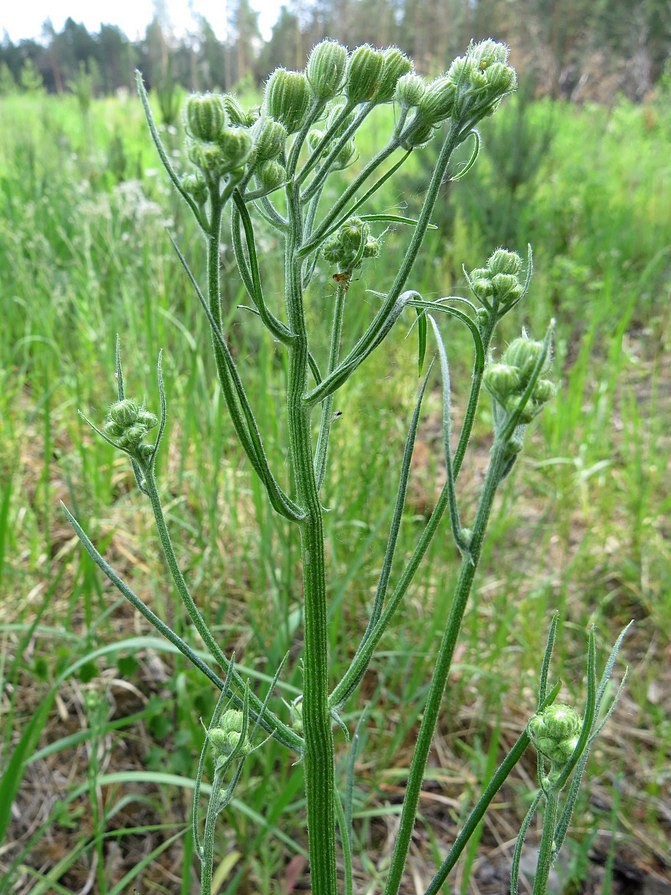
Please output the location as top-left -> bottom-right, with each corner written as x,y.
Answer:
1,87 -> 670,893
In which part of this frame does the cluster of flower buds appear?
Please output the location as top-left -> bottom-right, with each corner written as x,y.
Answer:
528,703 -> 582,787
103,399 -> 158,458
484,333 -> 556,424
183,92 -> 255,189
396,39 -> 516,147
322,216 -> 380,274
469,248 -> 525,314
208,709 -> 251,762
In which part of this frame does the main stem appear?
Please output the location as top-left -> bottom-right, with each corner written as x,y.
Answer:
285,182 -> 338,895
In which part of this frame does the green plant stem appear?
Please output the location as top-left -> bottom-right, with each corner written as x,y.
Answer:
329,316 -> 494,710
383,437 -> 509,895
314,281 -> 347,490
285,180 -> 338,895
533,791 -> 559,895
305,121 -> 461,406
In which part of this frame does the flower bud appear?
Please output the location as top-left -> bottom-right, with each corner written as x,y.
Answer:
209,709 -> 251,758
528,703 -> 582,766
181,172 -> 208,205
264,69 -> 311,133
346,44 -> 385,103
402,121 -> 435,149
394,73 -> 426,109
483,363 -> 521,403
469,38 -> 510,69
109,399 -> 140,428
418,76 -> 456,125
323,216 -> 379,271
502,336 -> 546,378
491,273 -> 522,304
188,140 -> 228,177
252,117 -> 287,161
374,47 -> 413,102
222,93 -> 253,127
334,138 -> 356,169
487,248 -> 522,276
218,126 -> 253,170
184,93 -> 226,142
256,159 -> 285,191
485,62 -> 517,94
306,40 -> 347,100
533,378 -> 556,404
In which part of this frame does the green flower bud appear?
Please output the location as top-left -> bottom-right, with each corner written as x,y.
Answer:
470,276 -> 494,301
528,703 -> 582,766
252,117 -> 287,161
533,378 -> 556,404
485,62 -> 517,94
402,120 -> 435,149
264,68 -> 311,133
188,140 -> 228,177
418,76 -> 456,125
469,38 -> 510,70
208,709 -> 251,758
256,159 -> 285,191
116,423 -> 148,452
105,399 -> 158,455
181,172 -> 208,205
109,399 -> 139,427
306,40 -> 348,100
323,216 -> 379,272
487,248 -> 522,276
483,363 -> 521,403
334,138 -> 356,169
374,47 -> 413,102
218,126 -> 253,170
222,93 -> 253,127
394,73 -> 426,109
307,128 -> 325,152
346,44 -> 385,103
184,93 -> 226,142
491,273 -> 522,304
502,336 -> 546,378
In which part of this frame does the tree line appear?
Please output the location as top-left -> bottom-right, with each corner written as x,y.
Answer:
2,0 -> 669,103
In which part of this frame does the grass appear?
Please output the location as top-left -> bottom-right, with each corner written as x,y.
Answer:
1,84 -> 670,894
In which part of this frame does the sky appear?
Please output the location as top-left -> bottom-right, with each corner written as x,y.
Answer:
0,0 -> 284,44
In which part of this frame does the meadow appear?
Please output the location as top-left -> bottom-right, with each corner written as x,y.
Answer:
0,81 -> 670,894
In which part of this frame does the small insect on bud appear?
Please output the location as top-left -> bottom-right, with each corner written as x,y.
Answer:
184,93 -> 227,142
345,44 -> 385,103
374,47 -> 413,102
306,40 -> 348,101
394,73 -> 426,109
264,69 -> 311,133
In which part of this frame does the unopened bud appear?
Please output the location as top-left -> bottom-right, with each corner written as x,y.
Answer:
528,704 -> 582,767
218,126 -> 253,170
418,76 -> 456,125
184,93 -> 226,142
394,73 -> 426,109
181,172 -> 208,205
487,248 -> 522,276
264,68 -> 311,133
484,363 -> 521,403
306,40 -> 347,100
209,708 -> 251,758
252,117 -> 287,162
256,159 -> 285,191
346,44 -> 385,103
374,47 -> 413,102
